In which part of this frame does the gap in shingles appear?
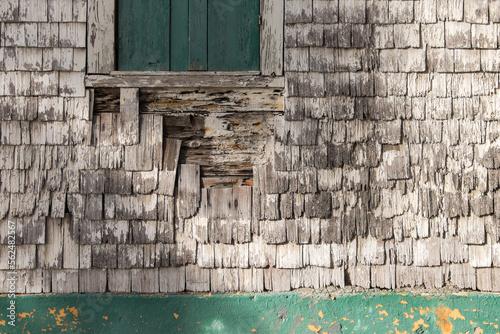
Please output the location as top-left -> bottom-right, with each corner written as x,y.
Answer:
92,88 -> 276,188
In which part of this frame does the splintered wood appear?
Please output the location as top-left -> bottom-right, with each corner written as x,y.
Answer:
94,87 -> 277,188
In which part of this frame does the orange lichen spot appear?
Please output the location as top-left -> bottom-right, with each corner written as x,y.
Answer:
301,318 -> 304,321
475,328 -> 484,334
495,324 -> 499,329
342,317 -> 349,321
433,307 -> 466,334
393,319 -> 400,326
18,312 -> 34,319
0,320 -> 4,326
48,308 -> 70,327
420,307 -> 432,315
472,309 -> 477,312
436,319 -> 452,334
318,311 -> 324,318
395,328 -> 408,334
251,330 -> 256,332
379,318 -> 384,321
376,305 -> 383,309
401,300 -> 408,305
307,324 -> 321,333
103,316 -> 108,320
404,312 -> 414,319
379,310 -> 389,317
470,321 -> 477,325
448,309 -> 465,321
173,313 -> 179,319
67,307 -> 78,318
412,319 -> 429,331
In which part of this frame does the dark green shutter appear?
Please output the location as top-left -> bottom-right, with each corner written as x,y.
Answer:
118,0 -> 259,71
208,0 -> 260,71
118,0 -> 171,71
170,0 -> 189,71
188,0 -> 208,70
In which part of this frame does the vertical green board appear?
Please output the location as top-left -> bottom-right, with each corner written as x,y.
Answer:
170,0 -> 189,71
208,0 -> 260,71
118,0 -> 170,71
188,0 -> 208,70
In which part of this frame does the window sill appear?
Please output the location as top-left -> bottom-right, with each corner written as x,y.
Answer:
85,73 -> 284,89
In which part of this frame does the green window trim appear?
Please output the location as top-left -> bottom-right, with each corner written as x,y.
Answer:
87,0 -> 283,76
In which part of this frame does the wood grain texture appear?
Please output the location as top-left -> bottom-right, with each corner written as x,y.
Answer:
94,87 -> 284,114
177,164 -> 201,219
87,0 -> 115,73
86,74 -> 285,88
118,88 -> 139,145
261,0 -> 284,75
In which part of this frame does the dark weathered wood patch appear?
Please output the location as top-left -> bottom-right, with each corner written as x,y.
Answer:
93,87 -> 284,113
163,112 -> 274,184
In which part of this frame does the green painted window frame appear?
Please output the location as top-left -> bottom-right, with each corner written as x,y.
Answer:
87,0 -> 283,78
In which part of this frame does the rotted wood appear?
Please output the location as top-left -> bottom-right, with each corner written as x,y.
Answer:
93,87 -> 284,113
163,112 -> 274,179
94,88 -> 120,112
141,88 -> 283,112
202,176 -> 253,189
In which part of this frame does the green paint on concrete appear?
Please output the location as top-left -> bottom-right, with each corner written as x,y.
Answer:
1,292 -> 500,333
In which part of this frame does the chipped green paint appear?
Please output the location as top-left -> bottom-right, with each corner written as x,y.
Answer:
1,293 -> 500,333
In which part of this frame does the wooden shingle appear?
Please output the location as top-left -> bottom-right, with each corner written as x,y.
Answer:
52,270 -> 79,293
159,267 -> 185,293
37,217 -> 63,269
63,215 -> 79,269
176,164 -> 200,219
131,268 -> 159,293
79,269 -> 107,293
108,269 -> 131,292
186,264 -> 210,292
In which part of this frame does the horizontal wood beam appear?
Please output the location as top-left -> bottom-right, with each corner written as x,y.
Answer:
86,74 -> 284,88
94,87 -> 284,113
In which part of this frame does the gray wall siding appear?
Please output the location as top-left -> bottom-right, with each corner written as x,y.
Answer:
1,0 -> 500,293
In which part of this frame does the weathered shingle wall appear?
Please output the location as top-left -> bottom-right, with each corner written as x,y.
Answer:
280,0 -> 500,291
1,0 -> 500,294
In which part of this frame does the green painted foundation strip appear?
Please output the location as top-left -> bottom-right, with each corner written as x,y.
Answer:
1,293 -> 500,333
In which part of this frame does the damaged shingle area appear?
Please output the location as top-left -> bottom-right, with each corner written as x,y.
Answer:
1,0 -> 500,295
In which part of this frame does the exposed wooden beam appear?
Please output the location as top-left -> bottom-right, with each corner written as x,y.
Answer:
85,74 -> 285,88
